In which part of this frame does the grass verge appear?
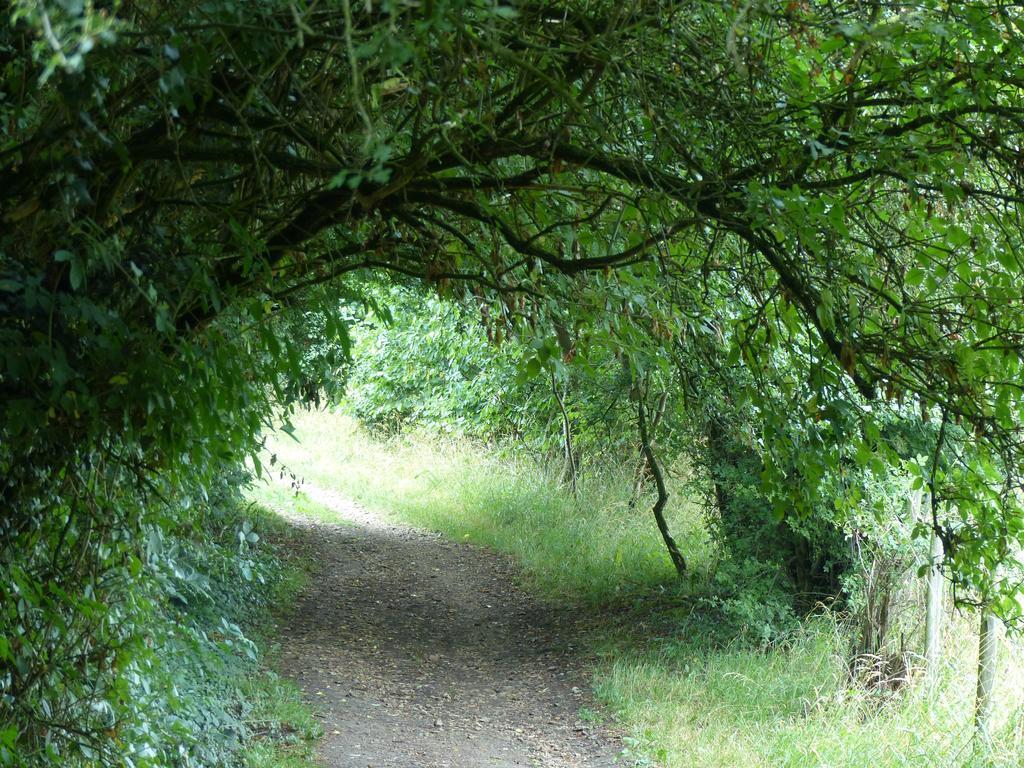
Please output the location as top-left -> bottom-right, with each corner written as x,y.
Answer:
258,407 -> 1024,768
239,504 -> 322,767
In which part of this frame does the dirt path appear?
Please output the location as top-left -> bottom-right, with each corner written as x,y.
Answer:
272,484 -> 624,768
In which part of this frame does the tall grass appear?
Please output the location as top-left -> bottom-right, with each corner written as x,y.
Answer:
258,406 -> 1024,768
597,615 -> 1024,767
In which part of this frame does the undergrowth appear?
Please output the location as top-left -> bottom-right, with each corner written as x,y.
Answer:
133,477 -> 320,768
236,503 -> 321,768
259,407 -> 1024,768
155,481 -> 319,768
0,458 -> 319,768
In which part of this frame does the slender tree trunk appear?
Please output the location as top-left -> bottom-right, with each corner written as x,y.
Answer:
638,398 -> 686,576
629,391 -> 667,508
975,607 -> 1000,738
551,371 -> 577,495
924,522 -> 944,672
629,465 -> 645,509
909,489 -> 945,675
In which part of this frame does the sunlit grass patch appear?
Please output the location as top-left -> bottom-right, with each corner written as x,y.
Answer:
262,407 -> 710,606
247,479 -> 358,528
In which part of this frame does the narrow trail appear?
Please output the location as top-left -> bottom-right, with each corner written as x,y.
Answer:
271,484 -> 624,768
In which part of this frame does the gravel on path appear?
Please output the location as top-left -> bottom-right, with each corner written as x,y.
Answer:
271,485 -> 624,768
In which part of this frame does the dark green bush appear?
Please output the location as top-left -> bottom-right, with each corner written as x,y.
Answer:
696,556 -> 802,647
0,468 -> 305,767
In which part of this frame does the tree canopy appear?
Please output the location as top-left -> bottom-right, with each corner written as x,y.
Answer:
8,0 -> 1024,601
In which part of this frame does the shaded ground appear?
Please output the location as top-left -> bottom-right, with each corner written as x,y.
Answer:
271,484 -> 624,768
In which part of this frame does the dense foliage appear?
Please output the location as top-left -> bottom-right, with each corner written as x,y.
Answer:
5,0 -> 1024,762
0,467 -> 310,766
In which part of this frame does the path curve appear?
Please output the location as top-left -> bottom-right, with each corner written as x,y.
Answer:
271,484 -> 623,768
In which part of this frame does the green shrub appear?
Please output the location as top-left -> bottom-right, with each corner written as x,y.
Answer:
0,468 -> 316,768
695,556 -> 801,647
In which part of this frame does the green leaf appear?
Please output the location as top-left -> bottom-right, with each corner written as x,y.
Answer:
905,267 -> 925,287
996,249 -> 1020,273
69,260 -> 84,289
0,726 -> 17,749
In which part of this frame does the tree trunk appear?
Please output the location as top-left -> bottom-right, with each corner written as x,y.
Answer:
638,398 -> 686,576
910,489 -> 945,675
629,391 -> 667,508
551,371 -> 577,495
924,520 -> 944,672
975,607 -> 1000,739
